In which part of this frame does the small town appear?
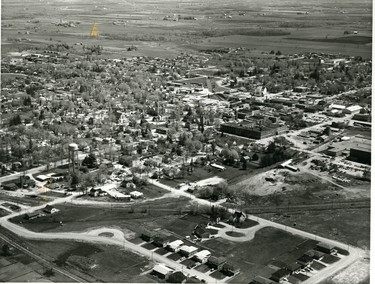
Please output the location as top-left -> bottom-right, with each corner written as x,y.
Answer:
0,0 -> 372,284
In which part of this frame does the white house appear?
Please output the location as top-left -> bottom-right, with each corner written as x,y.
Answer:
167,240 -> 184,252
192,250 -> 211,263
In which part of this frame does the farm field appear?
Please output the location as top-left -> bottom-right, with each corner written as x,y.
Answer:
1,0 -> 372,59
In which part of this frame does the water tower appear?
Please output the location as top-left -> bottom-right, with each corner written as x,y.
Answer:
68,143 -> 79,173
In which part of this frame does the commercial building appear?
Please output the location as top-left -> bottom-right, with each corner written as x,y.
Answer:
220,122 -> 288,140
349,135 -> 371,164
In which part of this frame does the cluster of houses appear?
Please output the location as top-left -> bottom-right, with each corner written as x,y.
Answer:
250,242 -> 339,284
141,224 -> 240,282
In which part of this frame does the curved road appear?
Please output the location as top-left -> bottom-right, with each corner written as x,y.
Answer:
0,179 -> 367,284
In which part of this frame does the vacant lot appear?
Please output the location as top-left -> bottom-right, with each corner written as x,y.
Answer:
26,240 -> 153,283
10,197 -> 191,235
258,208 -> 370,249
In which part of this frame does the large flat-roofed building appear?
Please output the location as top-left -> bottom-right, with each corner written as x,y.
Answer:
220,121 -> 288,140
349,135 -> 371,164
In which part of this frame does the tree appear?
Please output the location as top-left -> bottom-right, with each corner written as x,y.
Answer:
71,173 -> 80,188
81,153 -> 98,169
9,114 -> 22,126
2,244 -> 11,256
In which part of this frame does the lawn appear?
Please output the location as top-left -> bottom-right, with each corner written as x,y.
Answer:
155,248 -> 169,256
164,214 -> 210,238
0,208 -> 10,217
39,191 -> 66,198
202,227 -> 307,283
311,260 -> 326,271
195,264 -> 210,273
225,231 -> 245,237
210,270 -> 227,280
321,254 -> 340,265
167,253 -> 182,261
142,243 -> 157,251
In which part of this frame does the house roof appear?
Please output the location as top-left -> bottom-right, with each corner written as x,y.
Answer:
193,250 -> 211,260
298,255 -> 313,264
168,240 -> 184,249
179,245 -> 198,253
168,271 -> 186,283
153,264 -> 173,275
208,256 -> 226,265
271,268 -> 290,280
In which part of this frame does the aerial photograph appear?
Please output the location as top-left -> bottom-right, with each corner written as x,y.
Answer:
0,0 -> 372,283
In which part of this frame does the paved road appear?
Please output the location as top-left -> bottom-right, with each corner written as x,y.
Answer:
0,193 -> 223,284
0,153 -> 87,184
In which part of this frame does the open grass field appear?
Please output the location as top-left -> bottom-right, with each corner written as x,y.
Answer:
203,226 -> 311,283
25,240 -> 153,283
1,0 -> 372,59
257,208 -> 370,250
10,197 -> 191,235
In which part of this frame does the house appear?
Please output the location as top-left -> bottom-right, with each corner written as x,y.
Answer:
286,263 -> 302,274
305,250 -> 325,261
270,268 -> 290,282
168,271 -> 187,283
232,211 -> 246,224
141,230 -> 156,242
297,255 -> 314,267
152,264 -> 173,279
43,205 -> 58,214
179,245 -> 199,257
221,263 -> 240,276
168,240 -> 184,252
193,224 -> 210,239
153,235 -> 170,248
207,256 -> 226,270
89,188 -> 108,197
192,250 -> 211,263
316,242 -> 337,255
267,260 -> 287,270
24,212 -> 40,220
